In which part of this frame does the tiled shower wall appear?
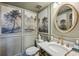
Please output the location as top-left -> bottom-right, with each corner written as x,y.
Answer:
0,3 -> 37,56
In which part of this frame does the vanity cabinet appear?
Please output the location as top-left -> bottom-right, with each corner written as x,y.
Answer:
39,48 -> 50,56
39,48 -> 79,56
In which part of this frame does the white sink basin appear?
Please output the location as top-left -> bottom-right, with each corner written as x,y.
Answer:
48,42 -> 72,55
37,42 -> 72,56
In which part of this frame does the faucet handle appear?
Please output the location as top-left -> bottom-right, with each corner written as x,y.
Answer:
57,37 -> 61,43
61,37 -> 64,45
66,43 -> 69,47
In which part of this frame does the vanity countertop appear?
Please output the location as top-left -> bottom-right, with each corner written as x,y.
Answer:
37,41 -> 72,56
67,50 -> 79,56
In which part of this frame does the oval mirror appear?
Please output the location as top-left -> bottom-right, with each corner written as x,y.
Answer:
55,4 -> 78,33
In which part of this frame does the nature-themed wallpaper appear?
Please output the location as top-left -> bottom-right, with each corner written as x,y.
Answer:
1,6 -> 22,34
38,17 -> 48,33
24,10 -> 37,32
38,8 -> 48,33
40,34 -> 49,41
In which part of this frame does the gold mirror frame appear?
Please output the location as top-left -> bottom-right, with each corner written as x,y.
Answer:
54,4 -> 78,33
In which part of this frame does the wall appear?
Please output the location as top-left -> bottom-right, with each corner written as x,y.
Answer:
38,4 -> 51,41
51,2 -> 79,42
39,2 -> 79,42
0,3 -> 37,56
22,9 -> 37,49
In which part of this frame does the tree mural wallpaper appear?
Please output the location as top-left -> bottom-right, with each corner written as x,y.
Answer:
38,8 -> 48,33
24,10 -> 37,32
38,17 -> 48,33
1,6 -> 22,34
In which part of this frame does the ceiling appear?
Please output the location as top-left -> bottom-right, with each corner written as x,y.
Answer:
3,2 -> 51,12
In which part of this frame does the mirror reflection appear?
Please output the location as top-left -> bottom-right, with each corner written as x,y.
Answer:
56,6 -> 73,30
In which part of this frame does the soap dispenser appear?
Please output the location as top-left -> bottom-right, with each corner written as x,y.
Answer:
39,34 -> 41,40
75,40 -> 79,45
73,40 -> 79,50
38,34 -> 43,43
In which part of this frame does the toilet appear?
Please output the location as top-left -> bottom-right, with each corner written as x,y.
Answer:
26,46 -> 39,56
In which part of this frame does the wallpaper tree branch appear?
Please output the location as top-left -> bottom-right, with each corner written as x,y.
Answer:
1,6 -> 22,34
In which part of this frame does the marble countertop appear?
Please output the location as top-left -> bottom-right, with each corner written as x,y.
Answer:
67,50 -> 79,56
